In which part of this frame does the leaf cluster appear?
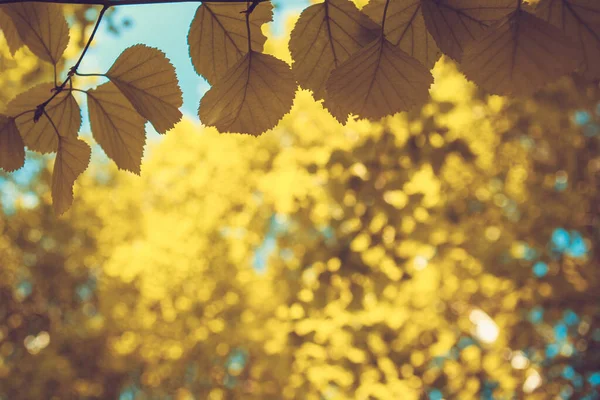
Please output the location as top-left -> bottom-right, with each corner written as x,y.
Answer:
0,3 -> 183,214
1,0 -> 599,214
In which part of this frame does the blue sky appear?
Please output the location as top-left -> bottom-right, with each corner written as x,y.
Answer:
81,0 -> 310,118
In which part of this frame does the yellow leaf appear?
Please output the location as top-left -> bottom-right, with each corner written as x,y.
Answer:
0,9 -> 24,56
107,44 -> 182,134
421,0 -> 515,61
326,37 -> 433,120
461,9 -> 582,96
199,51 -> 296,135
289,0 -> 379,100
87,82 -> 147,174
363,0 -> 441,68
536,0 -> 600,79
188,2 -> 273,84
7,83 -> 81,154
52,137 -> 90,215
1,3 -> 69,64
0,115 -> 24,172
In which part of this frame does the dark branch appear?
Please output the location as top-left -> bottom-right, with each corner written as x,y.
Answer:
0,0 -> 268,5
71,5 -> 107,73
242,0 -> 260,14
20,2 -> 109,128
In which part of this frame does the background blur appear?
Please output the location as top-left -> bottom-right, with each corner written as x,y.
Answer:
0,1 -> 599,399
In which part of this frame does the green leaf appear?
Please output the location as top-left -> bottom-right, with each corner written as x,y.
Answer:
52,137 -> 91,215
0,114 -> 25,172
289,0 -> 379,100
0,9 -> 25,56
199,51 -> 296,135
107,44 -> 183,134
188,2 -> 273,84
6,83 -> 81,154
421,0 -> 515,61
87,82 -> 147,174
461,9 -> 582,96
1,3 -> 69,64
363,0 -> 441,68
536,0 -> 600,79
326,37 -> 433,121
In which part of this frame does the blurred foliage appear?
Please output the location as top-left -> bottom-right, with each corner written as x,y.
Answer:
1,11 -> 600,400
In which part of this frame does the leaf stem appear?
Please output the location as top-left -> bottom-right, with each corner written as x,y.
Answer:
11,109 -> 36,121
381,0 -> 390,34
323,0 -> 338,66
245,1 -> 252,52
241,0 -> 260,52
74,72 -> 107,77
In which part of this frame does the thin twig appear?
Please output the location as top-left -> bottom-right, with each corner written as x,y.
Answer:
74,72 -> 106,77
26,3 -> 108,131
43,109 -> 61,139
244,0 -> 252,52
71,5 -> 108,73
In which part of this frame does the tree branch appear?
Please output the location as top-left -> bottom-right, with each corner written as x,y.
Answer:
0,0 -> 268,5
72,5 -> 107,73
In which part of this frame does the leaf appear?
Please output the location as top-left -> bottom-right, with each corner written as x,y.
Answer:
362,0 -> 441,68
6,83 -> 81,154
199,51 -> 296,135
0,9 -> 24,56
536,0 -> 600,79
326,37 -> 433,121
87,82 -> 147,174
107,44 -> 183,134
188,2 -> 273,84
0,115 -> 25,172
461,9 -> 582,96
289,0 -> 379,100
421,0 -> 516,61
52,137 -> 91,215
1,3 -> 69,64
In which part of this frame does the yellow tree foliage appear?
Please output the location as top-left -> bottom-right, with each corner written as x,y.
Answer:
0,2 -> 599,399
1,55 -> 598,398
0,0 -> 599,212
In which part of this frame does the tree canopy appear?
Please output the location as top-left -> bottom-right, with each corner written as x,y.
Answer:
0,1 -> 599,399
1,11 -> 600,394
